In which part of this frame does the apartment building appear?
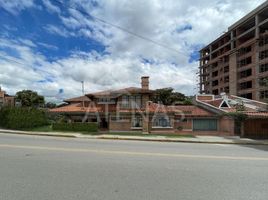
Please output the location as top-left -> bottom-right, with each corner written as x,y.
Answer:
0,87 -> 15,107
199,1 -> 268,102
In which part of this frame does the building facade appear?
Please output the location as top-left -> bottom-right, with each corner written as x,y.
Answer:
0,87 -> 15,107
51,76 -> 268,137
199,1 -> 268,102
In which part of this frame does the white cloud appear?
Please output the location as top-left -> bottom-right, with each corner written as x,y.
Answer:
37,42 -> 59,50
1,0 -> 267,101
44,24 -> 75,38
42,0 -> 61,14
0,0 -> 35,15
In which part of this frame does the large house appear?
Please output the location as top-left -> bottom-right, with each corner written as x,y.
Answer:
50,77 -> 268,138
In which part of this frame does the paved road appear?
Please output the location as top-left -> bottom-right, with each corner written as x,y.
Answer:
0,133 -> 268,200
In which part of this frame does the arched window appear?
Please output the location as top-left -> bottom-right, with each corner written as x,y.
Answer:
153,115 -> 171,127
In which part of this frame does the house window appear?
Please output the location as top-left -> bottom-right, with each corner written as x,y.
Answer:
259,37 -> 268,46
224,76 -> 229,83
237,57 -> 252,67
259,50 -> 268,60
259,77 -> 268,87
132,116 -> 142,127
260,90 -> 268,99
260,63 -> 268,73
238,46 -> 251,56
212,80 -> 219,86
97,98 -> 115,104
239,69 -> 252,79
153,116 -> 171,127
121,95 -> 141,109
239,81 -> 252,90
130,95 -> 141,108
224,66 -> 229,73
212,71 -> 218,77
121,95 -> 130,108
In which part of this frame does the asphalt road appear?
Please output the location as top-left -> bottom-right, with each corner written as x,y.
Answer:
0,133 -> 268,200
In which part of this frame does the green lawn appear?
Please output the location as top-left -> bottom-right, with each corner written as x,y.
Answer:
102,132 -> 195,138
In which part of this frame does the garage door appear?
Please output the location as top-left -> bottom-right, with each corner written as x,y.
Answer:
193,119 -> 218,131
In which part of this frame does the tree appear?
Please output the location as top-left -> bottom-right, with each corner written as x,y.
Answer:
224,112 -> 247,136
16,90 -> 45,107
152,88 -> 188,105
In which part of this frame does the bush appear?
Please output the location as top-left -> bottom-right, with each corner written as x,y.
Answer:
52,122 -> 98,132
0,107 -> 49,130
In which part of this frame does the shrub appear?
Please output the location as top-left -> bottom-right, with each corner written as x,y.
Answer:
52,122 -> 98,132
0,107 -> 49,130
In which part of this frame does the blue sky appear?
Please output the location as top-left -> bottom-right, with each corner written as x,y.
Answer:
0,0 -> 266,102
0,1 -> 105,61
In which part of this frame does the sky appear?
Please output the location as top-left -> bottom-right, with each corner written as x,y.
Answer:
0,0 -> 266,102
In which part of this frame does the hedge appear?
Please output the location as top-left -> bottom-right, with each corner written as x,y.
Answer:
52,122 -> 98,132
0,107 -> 49,130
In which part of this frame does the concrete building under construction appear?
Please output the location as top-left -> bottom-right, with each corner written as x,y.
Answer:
199,1 -> 268,102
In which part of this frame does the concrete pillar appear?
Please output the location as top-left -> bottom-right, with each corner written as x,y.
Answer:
255,15 -> 260,39
255,14 -> 260,100
229,52 -> 238,95
209,45 -> 212,60
231,31 -> 235,49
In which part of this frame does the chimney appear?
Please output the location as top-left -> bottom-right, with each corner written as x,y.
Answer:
141,76 -> 149,90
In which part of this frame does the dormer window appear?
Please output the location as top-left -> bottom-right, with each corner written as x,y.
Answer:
97,98 -> 116,104
121,95 -> 141,109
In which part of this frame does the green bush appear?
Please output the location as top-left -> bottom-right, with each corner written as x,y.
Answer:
52,122 -> 98,132
0,107 -> 49,130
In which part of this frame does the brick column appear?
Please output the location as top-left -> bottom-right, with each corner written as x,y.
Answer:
142,101 -> 151,134
229,52 -> 238,95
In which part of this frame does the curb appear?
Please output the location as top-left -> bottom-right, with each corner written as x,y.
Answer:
0,130 -> 267,145
0,130 -> 76,138
80,136 -> 268,145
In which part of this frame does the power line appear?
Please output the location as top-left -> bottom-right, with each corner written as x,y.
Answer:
53,0 -> 187,57
0,55 -> 52,75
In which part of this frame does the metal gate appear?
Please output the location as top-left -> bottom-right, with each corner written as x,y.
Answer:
193,119 -> 218,131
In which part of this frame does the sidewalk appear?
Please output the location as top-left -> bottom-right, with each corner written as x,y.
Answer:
0,128 -> 268,145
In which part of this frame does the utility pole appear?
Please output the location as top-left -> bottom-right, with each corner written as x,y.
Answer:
81,81 -> 85,95
81,81 -> 85,108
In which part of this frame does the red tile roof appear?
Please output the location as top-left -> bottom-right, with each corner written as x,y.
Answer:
244,112 -> 268,118
87,87 -> 154,97
50,103 -> 102,113
171,105 -> 215,117
64,96 -> 91,103
147,103 -> 215,116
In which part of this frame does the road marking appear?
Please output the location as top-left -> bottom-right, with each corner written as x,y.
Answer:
213,144 -> 229,147
0,144 -> 268,161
